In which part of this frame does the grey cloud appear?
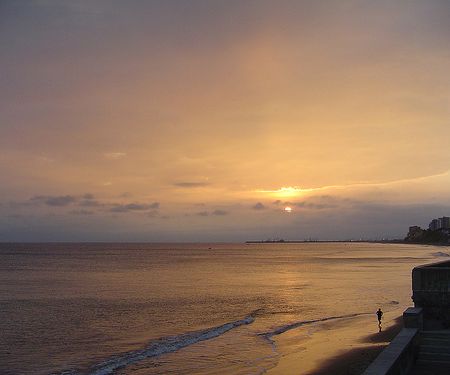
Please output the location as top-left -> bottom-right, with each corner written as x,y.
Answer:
70,209 -> 94,215
194,209 -> 228,216
23,194 -> 161,215
295,201 -> 338,210
174,182 -> 210,188
109,205 -> 136,213
110,202 -> 160,213
79,199 -> 103,207
31,195 -> 77,206
212,209 -> 228,216
252,202 -> 266,210
272,196 -> 349,210
292,195 -> 352,210
29,193 -> 101,208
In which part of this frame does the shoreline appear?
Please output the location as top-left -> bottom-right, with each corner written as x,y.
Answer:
266,309 -> 403,375
246,240 -> 450,246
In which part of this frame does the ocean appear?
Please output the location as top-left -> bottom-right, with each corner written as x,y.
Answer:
0,242 -> 438,374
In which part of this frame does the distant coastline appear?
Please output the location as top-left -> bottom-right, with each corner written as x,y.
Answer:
248,217 -> 450,246
245,239 -> 403,244
245,239 -> 449,246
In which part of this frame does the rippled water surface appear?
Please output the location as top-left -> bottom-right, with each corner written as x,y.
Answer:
0,242 -> 437,374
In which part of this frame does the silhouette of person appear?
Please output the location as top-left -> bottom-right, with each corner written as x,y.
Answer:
377,308 -> 383,332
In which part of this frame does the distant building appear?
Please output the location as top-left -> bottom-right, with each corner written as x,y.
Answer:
409,226 -> 422,234
429,219 -> 439,231
407,226 -> 425,241
429,216 -> 450,231
406,217 -> 450,244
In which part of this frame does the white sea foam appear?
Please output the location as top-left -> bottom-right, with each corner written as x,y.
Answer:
260,312 -> 370,338
88,313 -> 256,375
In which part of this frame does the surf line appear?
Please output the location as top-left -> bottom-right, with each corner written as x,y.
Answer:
87,311 -> 258,375
260,312 -> 372,339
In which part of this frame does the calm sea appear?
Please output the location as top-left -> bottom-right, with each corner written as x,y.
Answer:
0,242 -> 437,374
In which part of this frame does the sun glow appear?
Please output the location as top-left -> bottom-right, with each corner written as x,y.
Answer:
256,186 -> 313,198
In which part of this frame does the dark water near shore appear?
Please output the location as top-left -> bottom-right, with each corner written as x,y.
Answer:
0,243 -> 438,374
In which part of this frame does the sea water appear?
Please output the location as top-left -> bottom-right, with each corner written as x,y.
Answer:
0,243 -> 438,374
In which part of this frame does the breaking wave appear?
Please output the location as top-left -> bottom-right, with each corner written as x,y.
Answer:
87,313 -> 256,375
260,312 -> 370,338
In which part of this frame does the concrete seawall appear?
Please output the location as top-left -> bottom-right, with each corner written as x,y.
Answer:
363,328 -> 419,375
363,260 -> 450,375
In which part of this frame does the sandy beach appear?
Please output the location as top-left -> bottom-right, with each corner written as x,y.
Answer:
267,309 -> 403,375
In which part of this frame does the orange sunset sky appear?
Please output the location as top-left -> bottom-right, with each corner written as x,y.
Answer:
1,1 -> 449,241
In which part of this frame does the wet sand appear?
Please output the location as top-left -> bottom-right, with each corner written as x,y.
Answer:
267,309 -> 403,375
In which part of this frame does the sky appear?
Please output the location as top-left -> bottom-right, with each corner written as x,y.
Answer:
1,0 -> 449,241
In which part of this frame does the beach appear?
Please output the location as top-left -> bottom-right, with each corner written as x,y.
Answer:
267,309 -> 403,374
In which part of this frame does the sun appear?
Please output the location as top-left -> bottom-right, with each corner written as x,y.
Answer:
284,206 -> 292,213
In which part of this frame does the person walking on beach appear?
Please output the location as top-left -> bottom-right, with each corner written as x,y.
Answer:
377,308 -> 383,332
